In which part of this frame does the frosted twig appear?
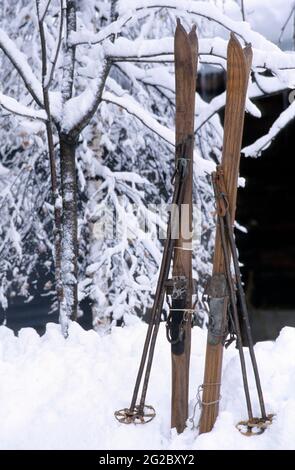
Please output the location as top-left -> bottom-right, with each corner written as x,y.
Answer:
45,0 -> 65,90
278,3 -> 295,45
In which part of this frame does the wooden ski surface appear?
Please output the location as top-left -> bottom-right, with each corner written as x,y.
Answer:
198,34 -> 252,434
171,19 -> 198,433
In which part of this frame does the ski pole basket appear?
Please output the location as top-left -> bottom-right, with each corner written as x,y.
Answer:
114,405 -> 156,425
236,414 -> 274,436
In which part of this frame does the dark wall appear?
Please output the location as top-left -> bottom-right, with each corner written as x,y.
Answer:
237,91 -> 295,310
0,293 -> 93,335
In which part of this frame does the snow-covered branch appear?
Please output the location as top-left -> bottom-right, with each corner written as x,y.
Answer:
70,11 -> 133,46
102,90 -> 214,174
62,59 -> 111,134
118,0 -> 286,53
105,35 -> 295,75
196,73 -> 292,133
0,29 -> 43,106
94,160 -> 149,185
242,99 -> 295,157
103,90 -> 174,145
0,92 -> 47,121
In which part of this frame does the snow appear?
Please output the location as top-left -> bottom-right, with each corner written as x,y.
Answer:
0,320 -> 294,450
0,162 -> 9,177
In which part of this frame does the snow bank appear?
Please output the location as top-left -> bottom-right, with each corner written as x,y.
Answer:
0,320 -> 294,450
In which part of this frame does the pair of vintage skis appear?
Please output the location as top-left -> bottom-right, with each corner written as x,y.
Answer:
115,20 -> 270,435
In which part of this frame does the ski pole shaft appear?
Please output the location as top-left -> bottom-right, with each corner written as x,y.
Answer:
215,188 -> 253,421
224,210 -> 267,419
129,232 -> 173,412
139,168 -> 188,412
129,168 -> 183,412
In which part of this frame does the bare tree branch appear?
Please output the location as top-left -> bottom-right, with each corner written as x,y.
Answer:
240,0 -> 246,21
278,3 -> 295,45
64,59 -> 112,136
38,0 -> 52,22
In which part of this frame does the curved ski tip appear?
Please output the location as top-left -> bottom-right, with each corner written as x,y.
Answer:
228,32 -> 244,56
243,43 -> 253,69
244,42 -> 253,56
175,17 -> 187,36
189,23 -> 198,42
228,33 -> 252,72
229,32 -> 240,46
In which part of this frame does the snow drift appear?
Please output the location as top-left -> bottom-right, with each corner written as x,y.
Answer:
0,319 -> 294,450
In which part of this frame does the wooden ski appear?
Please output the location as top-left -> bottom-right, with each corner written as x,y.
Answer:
169,19 -> 198,433
114,21 -> 197,429
198,34 -> 252,434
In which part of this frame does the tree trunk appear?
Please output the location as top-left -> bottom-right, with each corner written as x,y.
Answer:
59,132 -> 78,336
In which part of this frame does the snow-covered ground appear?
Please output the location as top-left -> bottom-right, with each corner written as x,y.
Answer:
0,319 -> 294,450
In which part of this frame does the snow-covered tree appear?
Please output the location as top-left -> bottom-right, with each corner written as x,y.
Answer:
1,0 -> 295,335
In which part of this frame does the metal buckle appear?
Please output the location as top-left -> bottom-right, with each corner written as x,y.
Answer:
171,275 -> 188,300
